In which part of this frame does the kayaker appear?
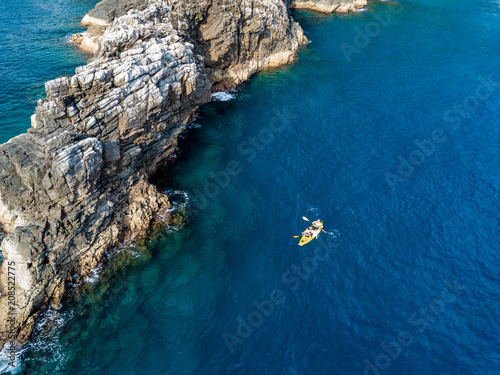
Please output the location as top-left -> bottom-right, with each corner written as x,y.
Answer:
312,219 -> 322,230
298,218 -> 324,246
302,227 -> 314,238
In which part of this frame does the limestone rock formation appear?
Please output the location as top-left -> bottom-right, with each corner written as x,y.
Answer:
289,0 -> 367,13
168,0 -> 307,85
74,0 -> 307,86
0,0 -> 305,350
73,0 -> 150,54
71,28 -> 103,55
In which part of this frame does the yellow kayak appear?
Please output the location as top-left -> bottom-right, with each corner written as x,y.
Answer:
298,221 -> 323,246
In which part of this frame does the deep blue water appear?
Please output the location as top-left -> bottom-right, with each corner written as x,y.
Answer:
1,0 -> 500,374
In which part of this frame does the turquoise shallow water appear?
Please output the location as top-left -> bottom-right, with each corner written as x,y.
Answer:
0,0 -> 98,143
1,0 -> 500,374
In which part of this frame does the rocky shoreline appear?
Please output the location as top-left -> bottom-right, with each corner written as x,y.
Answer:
290,0 -> 367,14
0,0 -> 364,351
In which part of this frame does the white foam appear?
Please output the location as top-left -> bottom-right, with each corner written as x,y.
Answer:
185,122 -> 202,129
20,309 -> 71,370
326,229 -> 341,238
0,309 -> 72,373
306,207 -> 320,214
82,264 -> 103,285
63,34 -> 74,45
211,91 -> 236,102
126,245 -> 143,259
0,344 -> 21,374
164,190 -> 190,215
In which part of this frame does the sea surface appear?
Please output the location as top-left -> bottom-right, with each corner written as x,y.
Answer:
1,0 -> 499,374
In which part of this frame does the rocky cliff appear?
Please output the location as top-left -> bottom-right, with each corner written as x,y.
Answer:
289,0 -> 367,13
0,0 -> 306,350
73,0 -> 307,86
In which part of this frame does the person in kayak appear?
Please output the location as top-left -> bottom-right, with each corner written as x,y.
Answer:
302,220 -> 322,239
302,227 -> 314,238
297,218 -> 323,246
312,219 -> 322,230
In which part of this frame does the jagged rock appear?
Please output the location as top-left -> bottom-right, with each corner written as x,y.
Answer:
73,0 -> 308,85
85,0 -> 150,25
172,0 -> 308,84
103,141 -> 121,163
289,0 -> 367,13
71,27 -> 104,55
0,0 -> 306,350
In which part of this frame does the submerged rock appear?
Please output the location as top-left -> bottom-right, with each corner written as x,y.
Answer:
0,0 -> 305,349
